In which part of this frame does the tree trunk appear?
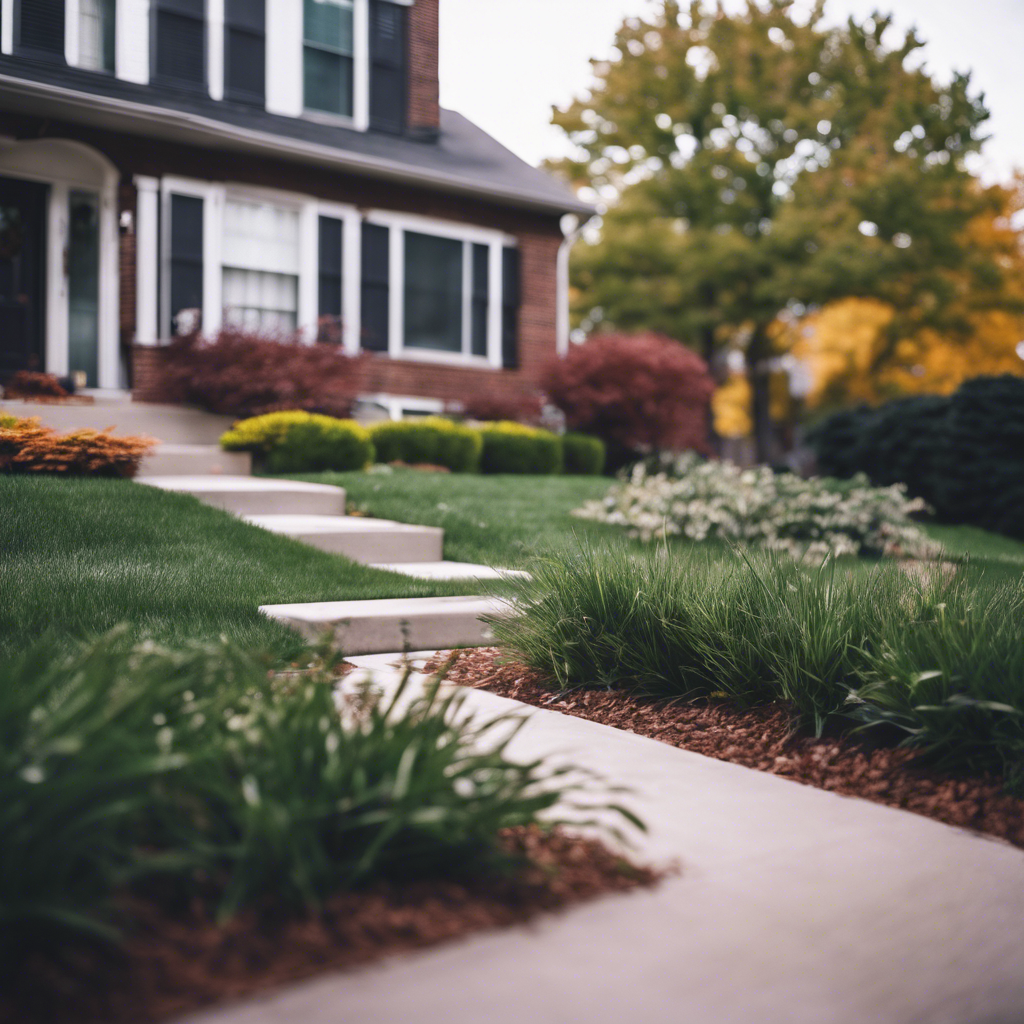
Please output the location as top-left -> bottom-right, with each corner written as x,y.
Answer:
748,325 -> 778,466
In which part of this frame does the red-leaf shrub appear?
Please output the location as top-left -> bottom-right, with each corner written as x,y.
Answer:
544,333 -> 714,466
451,392 -> 545,427
148,329 -> 365,419
3,371 -> 69,399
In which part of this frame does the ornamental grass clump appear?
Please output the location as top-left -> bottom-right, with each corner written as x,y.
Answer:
574,452 -> 937,561
0,632 -> 637,964
489,543 -> 1024,787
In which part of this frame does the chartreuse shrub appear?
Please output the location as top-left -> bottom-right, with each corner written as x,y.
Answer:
808,375 -> 1024,540
479,422 -> 563,475
220,412 -> 374,472
562,433 -> 606,476
489,543 -> 1024,788
0,631 -> 638,960
369,417 -> 482,473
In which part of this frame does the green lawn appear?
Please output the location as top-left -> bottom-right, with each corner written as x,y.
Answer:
0,476 -> 477,661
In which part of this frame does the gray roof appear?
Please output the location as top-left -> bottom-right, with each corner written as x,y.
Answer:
0,56 -> 593,218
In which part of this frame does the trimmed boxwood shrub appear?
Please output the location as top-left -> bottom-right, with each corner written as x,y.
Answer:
807,374 -> 1024,539
220,412 -> 374,473
562,433 -> 606,476
479,422 -> 563,475
369,417 -> 482,473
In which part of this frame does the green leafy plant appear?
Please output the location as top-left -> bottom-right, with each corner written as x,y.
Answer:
369,417 -> 483,473
220,411 -> 374,472
562,433 -> 606,476
479,422 -> 564,475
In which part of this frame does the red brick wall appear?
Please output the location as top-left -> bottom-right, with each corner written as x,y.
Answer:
407,0 -> 440,134
118,182 -> 137,344
131,345 -> 169,403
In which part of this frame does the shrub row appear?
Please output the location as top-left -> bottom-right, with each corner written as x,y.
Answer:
491,545 -> 1024,791
221,412 -> 606,476
0,634 -> 622,962
0,416 -> 155,478
807,374 -> 1024,539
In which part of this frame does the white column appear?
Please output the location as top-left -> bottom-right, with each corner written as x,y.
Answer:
208,0 -> 225,101
486,241 -> 503,367
117,0 -> 150,84
342,212 -> 362,354
298,200 -> 319,343
134,176 -> 160,346
202,187 -> 224,335
556,215 -> 581,356
1,0 -> 13,55
266,0 -> 303,116
97,180 -> 120,389
46,185 -> 70,377
65,0 -> 81,67
387,225 -> 403,357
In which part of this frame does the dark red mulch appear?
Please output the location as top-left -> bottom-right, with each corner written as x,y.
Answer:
426,648 -> 1024,850
0,827 -> 658,1024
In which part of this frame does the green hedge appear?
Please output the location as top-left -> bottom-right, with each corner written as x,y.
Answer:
220,412 -> 374,472
562,432 -> 606,475
368,417 -> 482,473
807,375 -> 1024,539
479,422 -> 563,475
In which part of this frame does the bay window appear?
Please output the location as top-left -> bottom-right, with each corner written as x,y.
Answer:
303,0 -> 355,117
221,198 -> 301,332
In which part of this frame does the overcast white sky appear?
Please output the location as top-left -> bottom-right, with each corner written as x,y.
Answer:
438,0 -> 1024,185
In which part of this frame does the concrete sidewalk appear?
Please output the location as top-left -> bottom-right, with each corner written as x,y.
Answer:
179,653 -> 1024,1024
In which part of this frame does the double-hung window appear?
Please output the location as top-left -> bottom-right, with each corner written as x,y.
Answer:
222,198 -> 301,333
152,0 -> 206,91
303,0 -> 355,118
79,0 -> 116,73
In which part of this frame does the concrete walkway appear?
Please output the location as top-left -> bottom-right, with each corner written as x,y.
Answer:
178,652 -> 1024,1024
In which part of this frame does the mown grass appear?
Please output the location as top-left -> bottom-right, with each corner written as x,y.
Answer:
0,476 -> 478,661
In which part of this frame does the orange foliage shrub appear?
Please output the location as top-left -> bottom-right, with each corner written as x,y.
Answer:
0,417 -> 155,478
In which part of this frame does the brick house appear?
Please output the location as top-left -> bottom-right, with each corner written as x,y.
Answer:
0,0 -> 590,418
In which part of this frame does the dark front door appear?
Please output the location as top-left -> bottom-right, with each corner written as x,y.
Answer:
0,176 -> 48,380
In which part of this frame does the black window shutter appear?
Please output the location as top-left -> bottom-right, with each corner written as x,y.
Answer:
169,194 -> 204,336
15,0 -> 66,63
368,0 -> 407,134
225,0 -> 265,105
470,243 -> 489,358
318,216 -> 343,343
360,222 -> 389,352
501,247 -> 520,369
153,0 -> 207,91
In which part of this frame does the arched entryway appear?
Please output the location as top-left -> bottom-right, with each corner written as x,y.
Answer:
0,139 -> 120,390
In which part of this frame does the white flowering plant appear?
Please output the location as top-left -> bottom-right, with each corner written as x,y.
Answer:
573,452 -> 938,561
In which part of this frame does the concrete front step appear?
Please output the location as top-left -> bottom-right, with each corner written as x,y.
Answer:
0,399 -> 238,444
141,444 -> 253,477
260,595 -> 512,655
371,561 -> 530,581
245,514 -> 443,563
137,475 -> 346,516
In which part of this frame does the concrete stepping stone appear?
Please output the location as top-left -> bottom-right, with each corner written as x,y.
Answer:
371,561 -> 529,581
136,475 -> 346,516
140,444 -> 252,477
260,595 -> 512,655
244,514 -> 443,563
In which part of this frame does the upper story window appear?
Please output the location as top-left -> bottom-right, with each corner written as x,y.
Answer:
303,0 -> 354,118
152,0 -> 206,91
79,0 -> 116,73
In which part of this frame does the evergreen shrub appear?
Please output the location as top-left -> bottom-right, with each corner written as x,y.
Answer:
808,375 -> 1024,538
562,433 -> 606,476
220,412 -> 374,472
369,417 -> 482,473
479,422 -> 563,475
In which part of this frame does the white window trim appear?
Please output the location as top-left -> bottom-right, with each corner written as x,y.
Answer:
317,199 -> 363,355
364,210 -> 517,371
208,0 -> 225,101
300,0 -> 369,132
1,0 -> 13,55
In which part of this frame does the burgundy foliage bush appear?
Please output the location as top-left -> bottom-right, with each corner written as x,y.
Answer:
544,332 -> 714,465
3,371 -> 69,399
451,392 -> 545,426
149,329 -> 365,419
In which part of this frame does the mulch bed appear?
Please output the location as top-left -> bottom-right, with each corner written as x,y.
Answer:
425,648 -> 1024,851
1,826 -> 658,1024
